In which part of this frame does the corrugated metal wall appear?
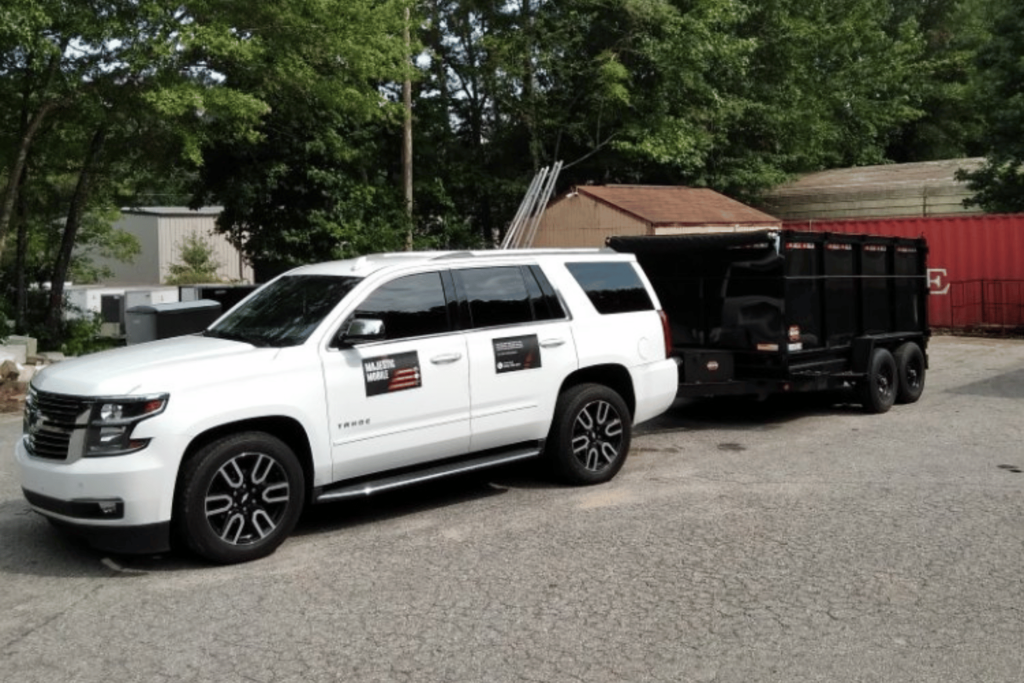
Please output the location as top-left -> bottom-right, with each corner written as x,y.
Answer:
784,214 -> 1024,328
95,209 -> 252,285
158,216 -> 254,284
766,184 -> 974,221
119,214 -> 161,283
761,159 -> 984,221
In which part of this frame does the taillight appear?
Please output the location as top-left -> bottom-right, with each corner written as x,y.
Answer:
658,310 -> 673,357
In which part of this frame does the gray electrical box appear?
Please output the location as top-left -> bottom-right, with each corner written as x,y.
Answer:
125,299 -> 223,345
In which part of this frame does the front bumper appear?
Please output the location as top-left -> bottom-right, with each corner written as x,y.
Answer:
16,435 -> 176,554
43,514 -> 171,555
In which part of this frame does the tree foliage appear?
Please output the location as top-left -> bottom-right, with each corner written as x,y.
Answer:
0,0 -> 267,344
885,0 -> 991,162
0,0 -> 1009,346
165,234 -> 222,285
956,0 -> 1024,212
189,0 -> 417,277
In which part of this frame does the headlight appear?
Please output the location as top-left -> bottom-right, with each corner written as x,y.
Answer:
84,395 -> 169,457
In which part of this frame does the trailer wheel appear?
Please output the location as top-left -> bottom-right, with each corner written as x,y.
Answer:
859,348 -> 897,414
546,383 -> 631,485
894,342 -> 926,404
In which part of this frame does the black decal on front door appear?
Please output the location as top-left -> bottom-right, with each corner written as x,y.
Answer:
363,351 -> 422,396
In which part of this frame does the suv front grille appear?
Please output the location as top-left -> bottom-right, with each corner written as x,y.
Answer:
24,389 -> 91,461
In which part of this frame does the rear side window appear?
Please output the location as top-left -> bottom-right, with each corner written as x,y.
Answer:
453,266 -> 568,328
454,267 -> 534,328
565,262 -> 654,314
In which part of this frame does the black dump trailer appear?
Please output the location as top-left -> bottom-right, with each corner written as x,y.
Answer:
608,229 -> 930,413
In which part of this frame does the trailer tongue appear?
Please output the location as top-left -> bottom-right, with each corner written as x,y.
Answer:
608,230 -> 930,412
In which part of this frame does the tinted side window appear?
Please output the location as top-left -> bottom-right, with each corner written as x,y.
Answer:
352,272 -> 450,340
454,267 -> 533,328
565,262 -> 653,314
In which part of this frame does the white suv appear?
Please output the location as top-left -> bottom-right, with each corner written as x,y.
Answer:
17,250 -> 678,563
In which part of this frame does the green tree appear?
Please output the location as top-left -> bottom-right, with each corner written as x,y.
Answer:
712,0 -> 926,197
0,0 -> 267,343
165,234 -> 222,285
0,0 -> 256,265
191,0 -> 417,276
413,0 -> 755,240
885,0 -> 991,162
0,0 -> 1000,328
957,1 -> 1024,212
414,0 -> 932,239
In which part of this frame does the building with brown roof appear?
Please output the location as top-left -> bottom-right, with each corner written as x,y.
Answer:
528,185 -> 782,248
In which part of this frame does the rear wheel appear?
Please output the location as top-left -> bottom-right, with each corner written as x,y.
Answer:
894,342 -> 926,404
176,432 -> 305,564
859,348 -> 897,414
546,383 -> 631,485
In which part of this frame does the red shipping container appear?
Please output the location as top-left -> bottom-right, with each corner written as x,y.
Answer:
783,215 -> 1024,329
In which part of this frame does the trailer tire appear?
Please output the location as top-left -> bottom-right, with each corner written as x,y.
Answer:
859,348 -> 897,414
546,383 -> 631,486
894,342 -> 926,404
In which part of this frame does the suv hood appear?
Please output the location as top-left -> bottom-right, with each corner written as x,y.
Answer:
31,335 -> 280,397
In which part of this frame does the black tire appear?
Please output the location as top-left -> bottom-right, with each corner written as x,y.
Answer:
546,383 -> 631,485
894,342 -> 926,404
859,348 -> 897,414
175,432 -> 305,564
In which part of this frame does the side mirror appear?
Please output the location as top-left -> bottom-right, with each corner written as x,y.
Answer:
338,318 -> 385,346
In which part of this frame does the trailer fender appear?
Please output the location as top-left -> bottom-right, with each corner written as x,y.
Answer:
851,337 -> 877,374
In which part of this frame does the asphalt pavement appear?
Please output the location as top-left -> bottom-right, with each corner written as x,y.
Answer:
1,334 -> 1022,682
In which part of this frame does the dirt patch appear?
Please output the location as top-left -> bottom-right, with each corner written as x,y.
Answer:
0,381 -> 26,414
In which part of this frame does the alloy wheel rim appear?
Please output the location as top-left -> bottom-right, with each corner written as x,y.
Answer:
205,452 -> 291,546
906,361 -> 922,389
878,365 -> 895,399
571,399 -> 624,472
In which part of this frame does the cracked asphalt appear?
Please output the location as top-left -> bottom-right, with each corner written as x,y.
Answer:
2,334 -> 1023,682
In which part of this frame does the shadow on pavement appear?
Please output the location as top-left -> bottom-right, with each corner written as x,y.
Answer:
946,367 -> 1024,399
295,467 -> 529,537
637,388 -> 865,436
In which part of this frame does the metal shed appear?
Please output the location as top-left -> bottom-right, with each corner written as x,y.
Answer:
761,159 -> 986,221
91,207 -> 254,285
530,185 -> 782,248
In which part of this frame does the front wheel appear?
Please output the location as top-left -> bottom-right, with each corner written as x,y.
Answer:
546,383 -> 631,485
859,348 -> 897,414
176,432 -> 305,564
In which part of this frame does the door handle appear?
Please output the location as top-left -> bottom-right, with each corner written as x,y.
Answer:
430,353 -> 463,365
540,338 -> 566,348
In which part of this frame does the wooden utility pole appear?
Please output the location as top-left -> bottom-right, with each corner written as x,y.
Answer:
402,6 -> 414,250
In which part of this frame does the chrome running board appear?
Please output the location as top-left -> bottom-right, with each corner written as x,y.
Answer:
314,446 -> 541,503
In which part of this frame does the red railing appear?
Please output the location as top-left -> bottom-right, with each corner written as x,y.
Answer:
945,280 -> 1024,329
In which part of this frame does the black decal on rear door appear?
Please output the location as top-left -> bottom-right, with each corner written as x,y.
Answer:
363,351 -> 422,396
493,334 -> 540,373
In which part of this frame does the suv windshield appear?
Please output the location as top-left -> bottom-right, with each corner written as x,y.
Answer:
204,275 -> 361,347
